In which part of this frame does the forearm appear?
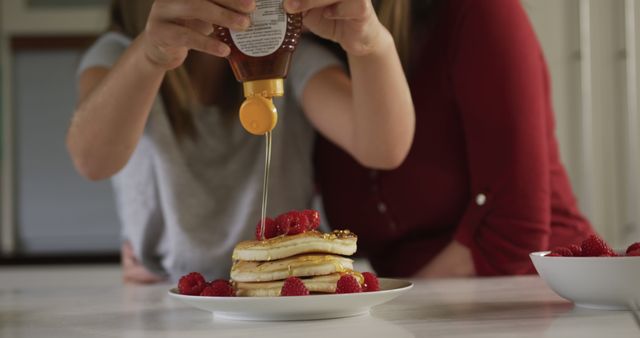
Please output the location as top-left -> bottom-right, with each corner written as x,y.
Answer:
416,240 -> 476,278
67,36 -> 165,180
347,27 -> 415,169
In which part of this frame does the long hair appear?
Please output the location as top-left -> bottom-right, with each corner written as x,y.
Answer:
376,0 -> 441,68
108,0 -> 201,140
377,0 -> 411,67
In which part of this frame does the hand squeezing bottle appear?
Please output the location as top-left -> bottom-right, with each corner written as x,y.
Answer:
215,1 -> 302,135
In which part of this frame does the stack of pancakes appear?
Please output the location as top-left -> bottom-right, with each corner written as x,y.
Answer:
230,230 -> 362,296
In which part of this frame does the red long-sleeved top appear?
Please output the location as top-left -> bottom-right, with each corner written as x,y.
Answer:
314,0 -> 594,277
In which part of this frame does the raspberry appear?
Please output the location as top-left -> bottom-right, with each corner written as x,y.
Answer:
200,279 -> 235,297
627,250 -> 640,256
626,242 -> 640,254
580,235 -> 612,257
362,272 -> 380,292
178,272 -> 207,295
280,276 -> 310,296
546,253 -> 562,257
289,211 -> 310,235
550,247 -> 573,257
568,244 -> 583,256
255,218 -> 278,240
302,210 -> 320,230
335,275 -> 362,294
276,211 -> 309,236
274,214 -> 290,235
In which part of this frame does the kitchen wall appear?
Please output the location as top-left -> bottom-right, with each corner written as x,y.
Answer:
1,0 -> 639,256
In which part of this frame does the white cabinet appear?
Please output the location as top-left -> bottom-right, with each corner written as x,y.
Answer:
1,0 -> 116,255
13,48 -> 120,253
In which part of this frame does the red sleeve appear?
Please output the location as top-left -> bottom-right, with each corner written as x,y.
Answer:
451,0 -> 552,275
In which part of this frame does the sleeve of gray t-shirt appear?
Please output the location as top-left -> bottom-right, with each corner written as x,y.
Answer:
77,32 -> 131,77
287,37 -> 345,104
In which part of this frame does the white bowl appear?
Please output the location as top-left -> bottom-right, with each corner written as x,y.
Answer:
530,251 -> 640,310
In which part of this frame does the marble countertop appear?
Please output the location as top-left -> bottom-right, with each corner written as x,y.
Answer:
0,265 -> 637,337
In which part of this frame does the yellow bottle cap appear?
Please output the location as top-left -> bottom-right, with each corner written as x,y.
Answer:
239,79 -> 284,135
239,95 -> 278,135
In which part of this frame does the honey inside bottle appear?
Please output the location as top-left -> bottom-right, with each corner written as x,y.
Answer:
214,2 -> 302,135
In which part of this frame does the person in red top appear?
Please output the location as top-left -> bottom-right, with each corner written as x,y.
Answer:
314,0 -> 594,277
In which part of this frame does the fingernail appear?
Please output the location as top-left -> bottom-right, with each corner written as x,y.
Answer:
324,7 -> 335,18
236,16 -> 250,29
219,44 -> 230,56
287,0 -> 300,11
241,0 -> 255,10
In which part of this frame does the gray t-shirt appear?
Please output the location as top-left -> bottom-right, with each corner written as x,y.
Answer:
77,32 -> 341,281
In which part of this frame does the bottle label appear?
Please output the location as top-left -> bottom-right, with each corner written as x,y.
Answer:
230,0 -> 286,57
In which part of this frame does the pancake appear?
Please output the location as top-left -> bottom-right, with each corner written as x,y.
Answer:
231,254 -> 354,282
233,272 -> 364,297
232,230 -> 357,262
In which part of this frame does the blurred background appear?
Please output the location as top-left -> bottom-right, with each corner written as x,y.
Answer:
0,0 -> 639,263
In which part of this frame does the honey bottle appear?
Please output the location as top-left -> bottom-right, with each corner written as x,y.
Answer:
215,1 -> 303,135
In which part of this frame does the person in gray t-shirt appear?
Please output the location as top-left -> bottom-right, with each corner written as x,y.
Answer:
68,0 -> 414,283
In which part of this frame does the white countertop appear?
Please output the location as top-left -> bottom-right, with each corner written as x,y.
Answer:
0,265 -> 637,337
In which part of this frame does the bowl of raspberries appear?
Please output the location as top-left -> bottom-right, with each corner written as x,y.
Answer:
530,234 -> 640,310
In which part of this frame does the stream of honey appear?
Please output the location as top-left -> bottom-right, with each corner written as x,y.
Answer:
259,131 -> 273,240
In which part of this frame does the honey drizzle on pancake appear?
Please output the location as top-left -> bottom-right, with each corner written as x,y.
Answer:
231,255 -> 351,274
321,230 -> 355,240
234,230 -> 357,249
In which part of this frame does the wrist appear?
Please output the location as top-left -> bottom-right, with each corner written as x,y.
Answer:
348,22 -> 395,59
135,33 -> 177,72
369,23 -> 395,57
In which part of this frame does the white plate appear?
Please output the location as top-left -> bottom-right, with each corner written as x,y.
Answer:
530,251 -> 640,310
168,278 -> 412,321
